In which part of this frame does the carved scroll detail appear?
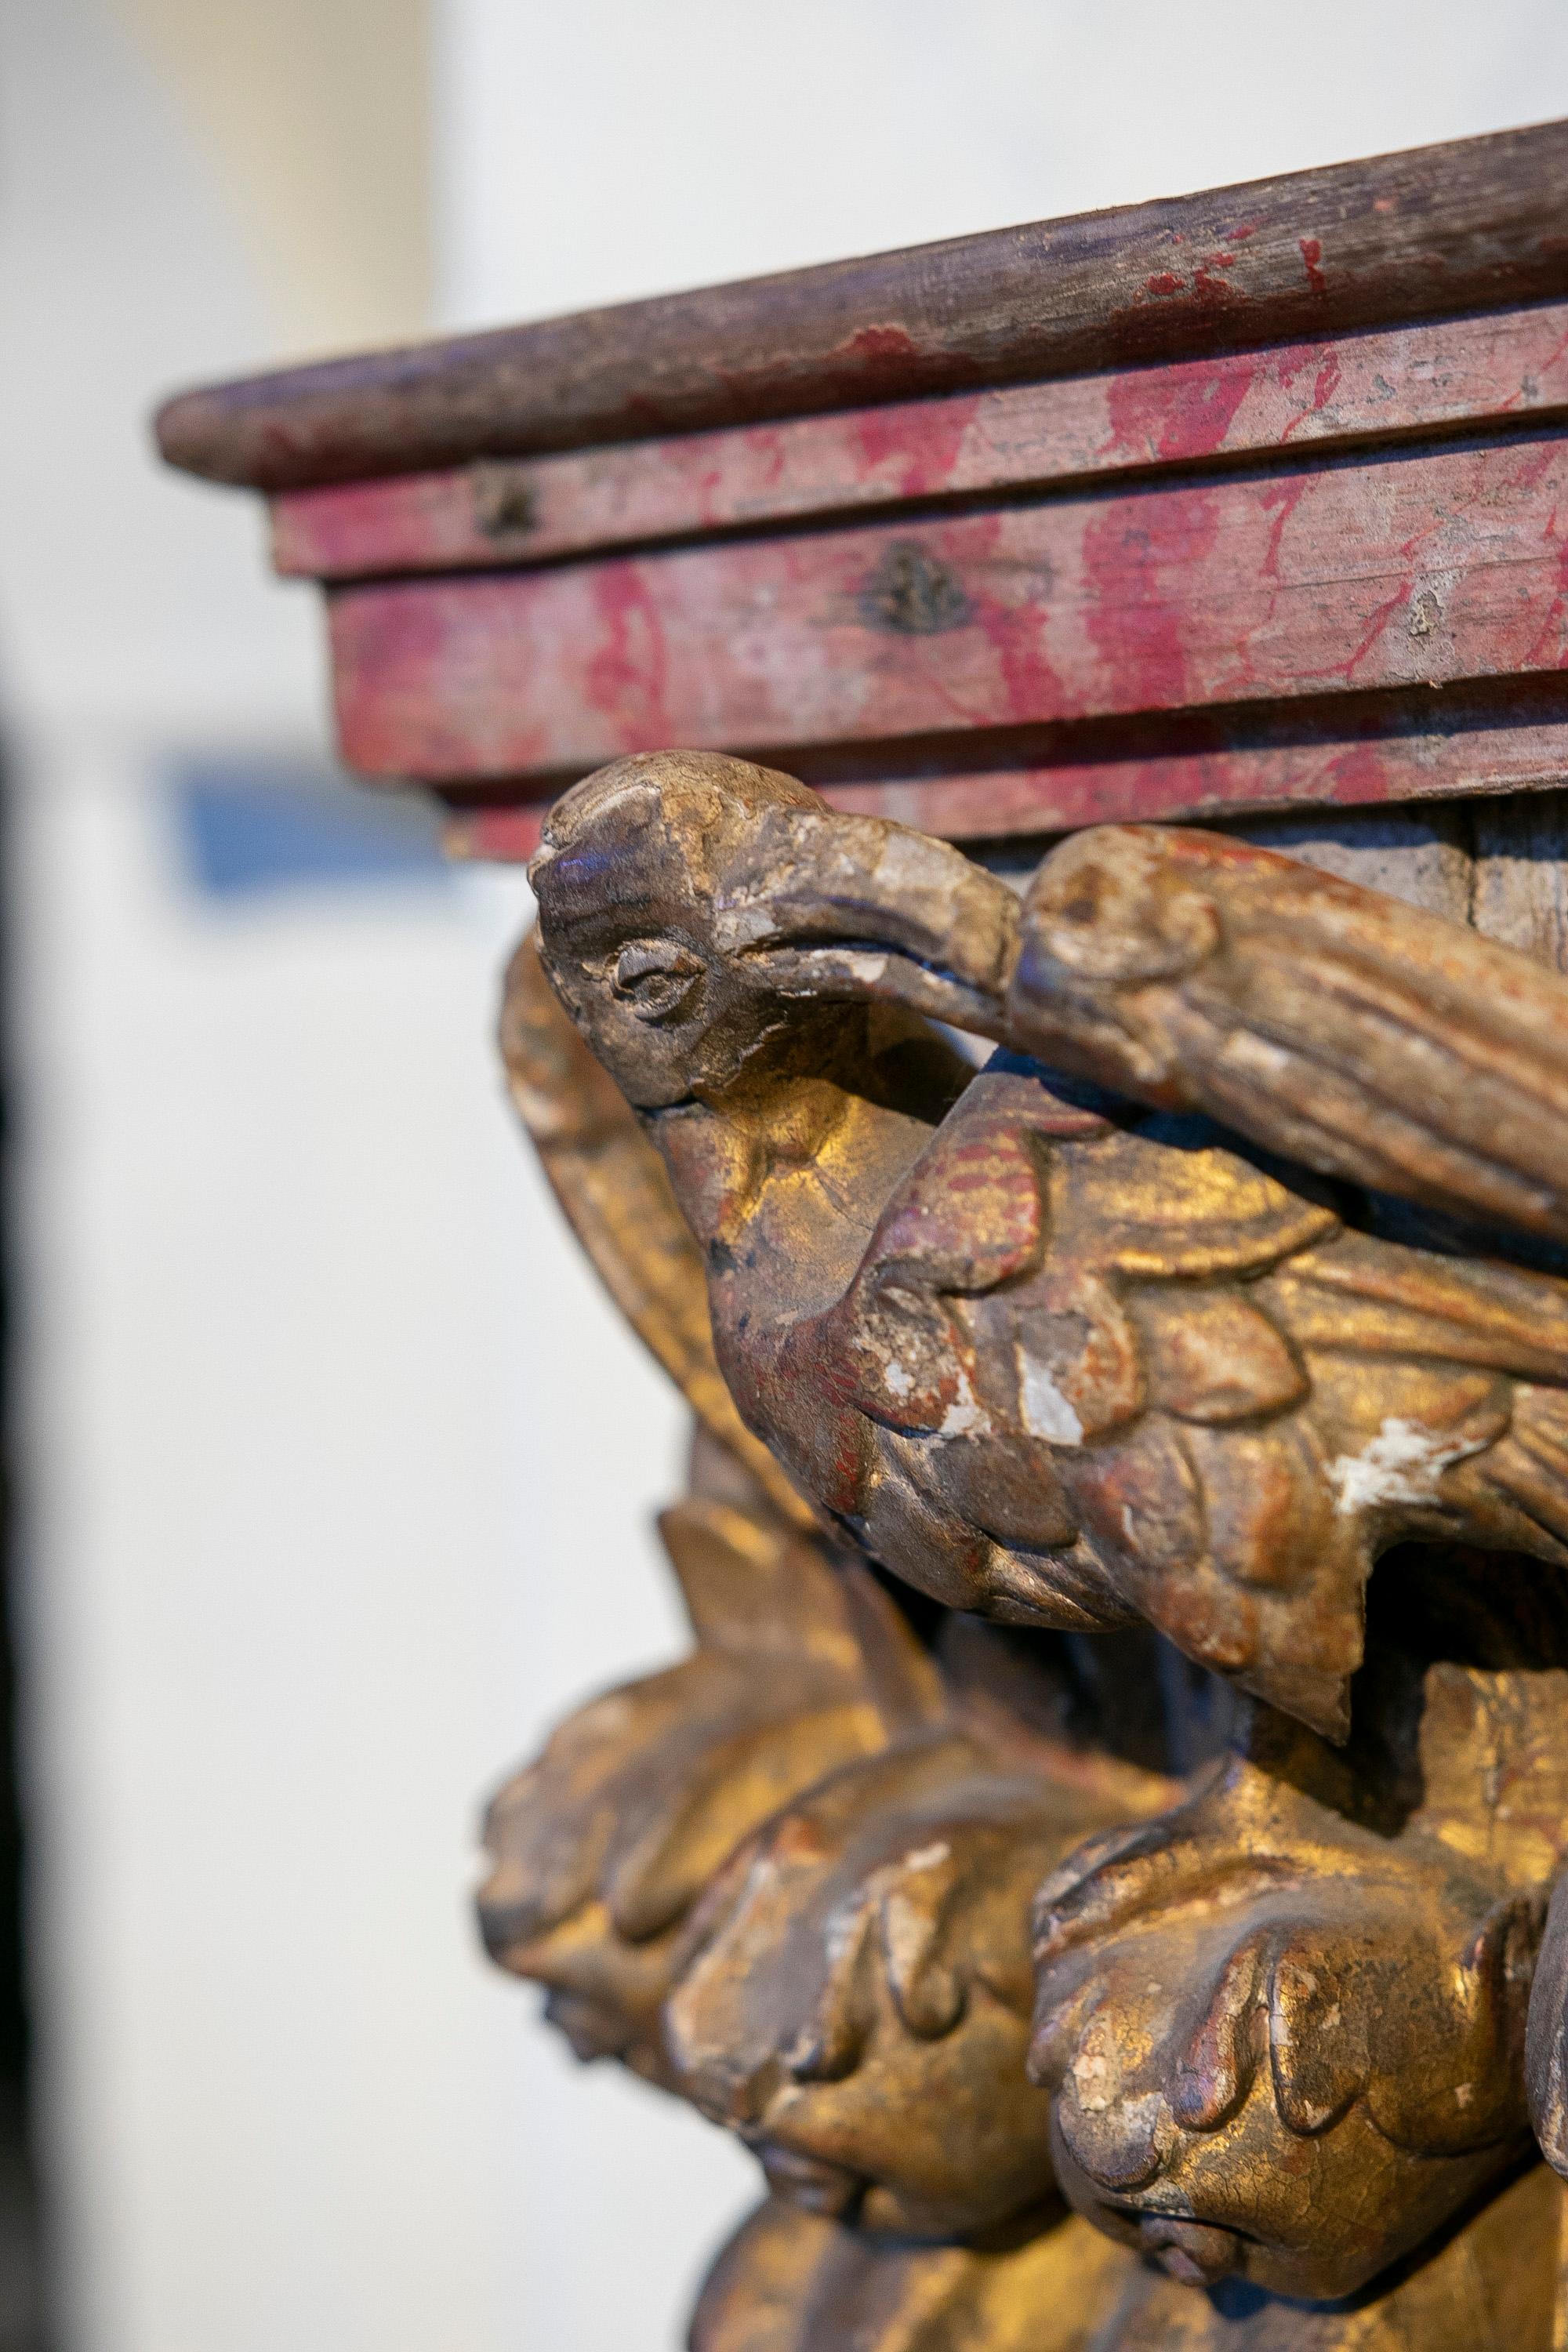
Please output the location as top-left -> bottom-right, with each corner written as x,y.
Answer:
691,2167 -> 1565,2352
480,1443 -> 940,2082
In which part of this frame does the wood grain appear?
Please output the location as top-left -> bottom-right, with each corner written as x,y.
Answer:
1472,786 -> 1568,968
444,703 -> 1568,862
158,121 -> 1568,492
328,433 -> 1568,783
270,300 -> 1568,582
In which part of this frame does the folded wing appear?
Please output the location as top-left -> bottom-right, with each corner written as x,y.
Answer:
1009,824 -> 1568,1247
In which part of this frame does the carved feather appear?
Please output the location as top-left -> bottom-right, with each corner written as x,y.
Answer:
528,754 -> 1568,1738
1011,824 -> 1568,1245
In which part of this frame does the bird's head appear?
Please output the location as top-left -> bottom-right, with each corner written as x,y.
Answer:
529,751 -> 1019,1109
1010,826 -> 1235,1100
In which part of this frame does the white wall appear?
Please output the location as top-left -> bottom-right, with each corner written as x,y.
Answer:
11,3 -> 1568,2350
2,4 -> 738,2349
437,0 -> 1568,328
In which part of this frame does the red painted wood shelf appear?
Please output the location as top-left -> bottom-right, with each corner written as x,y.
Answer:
158,120 -> 1568,858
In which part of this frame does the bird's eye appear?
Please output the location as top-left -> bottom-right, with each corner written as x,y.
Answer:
612,938 -> 705,1023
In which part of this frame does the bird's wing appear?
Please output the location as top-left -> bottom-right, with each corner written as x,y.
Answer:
817,1069 -> 1345,1513
1261,1226 -> 1568,1383
1010,824 -> 1568,1247
989,1111 -> 1336,1444
817,1065 -> 1112,1439
1260,1226 -> 1568,1561
999,1119 -> 1367,1736
500,927 -> 815,1526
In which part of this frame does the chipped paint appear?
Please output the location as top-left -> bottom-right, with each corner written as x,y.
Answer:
332,434 -> 1568,786
1328,1417 -> 1486,1515
1018,1351 -> 1086,1446
938,1363 -> 989,1439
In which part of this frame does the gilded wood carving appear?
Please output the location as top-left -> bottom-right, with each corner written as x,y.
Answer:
490,748 -> 1568,2343
147,107 -> 1568,2350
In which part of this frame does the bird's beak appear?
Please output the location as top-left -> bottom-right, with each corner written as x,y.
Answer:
716,805 -> 1021,1042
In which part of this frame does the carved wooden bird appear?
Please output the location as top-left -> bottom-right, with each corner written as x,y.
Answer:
529,751 -> 1568,1738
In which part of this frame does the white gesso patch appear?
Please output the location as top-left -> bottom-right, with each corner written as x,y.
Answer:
823,1904 -> 865,1969
883,1359 -> 915,1400
901,1842 -> 952,1875
880,1889 -> 935,1988
836,949 -> 889,986
873,830 -> 946,898
1017,1348 -> 1085,1446
938,1363 -> 989,1439
1218,1029 -> 1291,1078
1329,1417 -> 1487,1515
717,892 -> 780,947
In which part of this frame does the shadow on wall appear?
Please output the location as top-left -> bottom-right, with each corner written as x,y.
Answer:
166,757 -> 449,902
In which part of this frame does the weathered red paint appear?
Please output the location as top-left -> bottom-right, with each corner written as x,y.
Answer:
327,434 -> 1568,783
154,123 -> 1568,493
442,701 -> 1568,863
269,302 -> 1568,582
155,125 -> 1568,864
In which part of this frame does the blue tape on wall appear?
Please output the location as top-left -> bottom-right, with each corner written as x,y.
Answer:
170,756 -> 448,899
